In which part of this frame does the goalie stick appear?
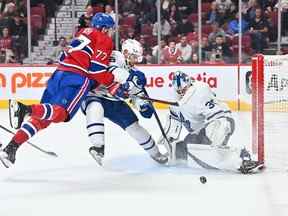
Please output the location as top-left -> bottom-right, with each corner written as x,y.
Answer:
0,124 -> 58,157
142,88 -> 173,157
130,94 -> 179,106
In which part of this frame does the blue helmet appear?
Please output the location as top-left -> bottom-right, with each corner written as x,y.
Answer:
91,12 -> 115,29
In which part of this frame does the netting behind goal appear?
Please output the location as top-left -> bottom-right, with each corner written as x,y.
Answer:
252,54 -> 288,169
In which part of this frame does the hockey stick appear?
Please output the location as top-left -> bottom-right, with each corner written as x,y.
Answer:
131,94 -> 179,106
0,124 -> 58,157
142,88 -> 173,156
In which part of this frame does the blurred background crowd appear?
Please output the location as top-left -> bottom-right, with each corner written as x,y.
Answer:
0,0 -> 287,64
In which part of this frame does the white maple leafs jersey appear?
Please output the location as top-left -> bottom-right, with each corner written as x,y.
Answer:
170,81 -> 231,132
87,51 -> 146,111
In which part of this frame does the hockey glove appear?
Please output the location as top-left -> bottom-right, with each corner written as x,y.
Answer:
108,82 -> 129,99
128,69 -> 147,89
139,103 -> 154,118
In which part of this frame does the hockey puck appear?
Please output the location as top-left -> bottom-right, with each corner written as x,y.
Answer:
200,176 -> 207,184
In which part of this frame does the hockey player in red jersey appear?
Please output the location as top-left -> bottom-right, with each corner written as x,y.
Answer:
0,13 -> 120,168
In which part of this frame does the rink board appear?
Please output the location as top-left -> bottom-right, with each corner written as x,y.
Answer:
0,64 -> 254,110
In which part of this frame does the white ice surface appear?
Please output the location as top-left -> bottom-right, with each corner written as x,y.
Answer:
0,109 -> 287,216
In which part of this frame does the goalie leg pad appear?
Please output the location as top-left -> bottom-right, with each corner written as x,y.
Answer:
205,117 -> 235,147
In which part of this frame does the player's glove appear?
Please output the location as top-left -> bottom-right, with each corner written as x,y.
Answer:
108,82 -> 129,99
127,69 -> 147,90
139,103 -> 154,118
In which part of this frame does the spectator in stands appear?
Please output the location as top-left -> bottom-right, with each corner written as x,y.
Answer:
215,0 -> 235,25
249,7 -> 269,53
162,40 -> 182,64
215,0 -> 235,13
208,22 -> 226,43
206,1 -> 218,24
16,0 -> 27,17
105,4 -> 115,21
176,0 -> 195,15
0,27 -> 15,63
201,36 -> 211,61
139,35 -> 150,54
243,0 -> 259,22
90,0 -> 109,7
152,39 -> 167,63
127,28 -> 136,39
78,5 -> 94,30
0,1 -> 7,14
259,0 -> 277,14
175,15 -> 194,35
47,36 -> 67,64
191,53 -> 199,64
176,36 -> 192,63
10,13 -> 27,63
121,0 -> 137,16
3,1 -> 16,18
209,35 -> 232,63
167,3 -> 182,24
152,17 -> 171,38
227,12 -> 249,36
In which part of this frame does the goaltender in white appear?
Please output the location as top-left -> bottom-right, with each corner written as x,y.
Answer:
159,71 -> 264,174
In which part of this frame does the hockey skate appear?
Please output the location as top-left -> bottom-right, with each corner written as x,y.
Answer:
151,152 -> 168,164
89,146 -> 104,166
0,141 -> 19,168
238,148 -> 264,174
9,100 -> 31,129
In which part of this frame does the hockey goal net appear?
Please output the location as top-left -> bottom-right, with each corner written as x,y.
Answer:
251,54 -> 288,168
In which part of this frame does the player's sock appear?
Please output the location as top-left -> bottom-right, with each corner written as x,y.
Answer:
31,104 -> 68,123
125,122 -> 168,164
85,101 -> 105,165
13,118 -> 51,145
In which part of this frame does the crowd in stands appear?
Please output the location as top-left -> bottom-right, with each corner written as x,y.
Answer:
81,0 -> 288,64
0,0 -> 63,63
0,0 -> 287,64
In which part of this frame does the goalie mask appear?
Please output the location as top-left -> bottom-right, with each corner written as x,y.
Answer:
121,39 -> 143,66
172,71 -> 193,97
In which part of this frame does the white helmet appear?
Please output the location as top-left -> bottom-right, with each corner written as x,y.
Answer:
171,71 -> 193,97
121,39 -> 143,64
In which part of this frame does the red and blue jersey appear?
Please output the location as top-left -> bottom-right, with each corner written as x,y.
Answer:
57,28 -> 114,86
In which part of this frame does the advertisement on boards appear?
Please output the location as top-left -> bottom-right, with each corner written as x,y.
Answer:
0,65 -> 238,109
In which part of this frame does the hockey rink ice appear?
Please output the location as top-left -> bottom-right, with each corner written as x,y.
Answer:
0,109 -> 288,216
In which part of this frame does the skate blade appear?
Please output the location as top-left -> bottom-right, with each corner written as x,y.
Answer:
89,150 -> 103,166
9,99 -> 20,129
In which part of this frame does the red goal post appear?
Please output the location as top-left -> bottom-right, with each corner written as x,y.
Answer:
252,54 -> 264,164
251,54 -> 288,165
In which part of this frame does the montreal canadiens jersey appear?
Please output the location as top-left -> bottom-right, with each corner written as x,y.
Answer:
170,81 -> 231,132
57,28 -> 114,86
87,50 -> 131,101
